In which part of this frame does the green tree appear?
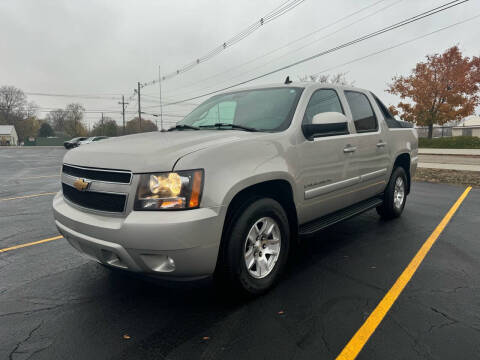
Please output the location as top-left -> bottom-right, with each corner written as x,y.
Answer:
90,117 -> 119,136
38,122 -> 55,137
15,116 -> 40,142
125,117 -> 158,134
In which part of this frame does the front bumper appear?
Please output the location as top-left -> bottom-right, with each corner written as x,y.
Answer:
53,192 -> 225,279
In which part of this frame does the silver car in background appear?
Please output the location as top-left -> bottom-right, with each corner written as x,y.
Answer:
77,136 -> 108,146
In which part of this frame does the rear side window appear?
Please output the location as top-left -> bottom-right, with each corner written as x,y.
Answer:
371,93 -> 402,128
303,89 -> 344,124
344,91 -> 378,133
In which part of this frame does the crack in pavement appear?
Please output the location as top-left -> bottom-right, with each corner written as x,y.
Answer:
321,265 -> 386,292
0,304 -> 65,319
8,322 -> 43,360
390,315 -> 432,359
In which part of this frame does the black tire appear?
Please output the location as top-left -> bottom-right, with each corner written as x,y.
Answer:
216,198 -> 290,296
376,166 -> 408,220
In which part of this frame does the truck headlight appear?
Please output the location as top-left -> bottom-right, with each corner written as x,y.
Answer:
134,169 -> 204,210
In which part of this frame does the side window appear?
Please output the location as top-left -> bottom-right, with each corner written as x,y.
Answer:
195,101 -> 237,126
344,91 -> 378,133
303,89 -> 343,124
372,93 -> 402,128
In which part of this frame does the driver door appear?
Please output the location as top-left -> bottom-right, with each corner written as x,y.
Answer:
296,88 -> 359,223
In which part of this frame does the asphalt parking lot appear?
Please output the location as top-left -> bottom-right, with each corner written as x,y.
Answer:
1,148 -> 479,360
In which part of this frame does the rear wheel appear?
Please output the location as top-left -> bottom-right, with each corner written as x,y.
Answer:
376,167 -> 408,220
216,198 -> 290,296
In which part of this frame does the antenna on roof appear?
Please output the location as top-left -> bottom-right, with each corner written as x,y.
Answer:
284,76 -> 292,84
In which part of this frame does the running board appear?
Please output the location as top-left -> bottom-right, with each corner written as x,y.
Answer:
299,197 -> 383,236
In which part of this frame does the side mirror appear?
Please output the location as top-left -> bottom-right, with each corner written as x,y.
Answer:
302,112 -> 349,139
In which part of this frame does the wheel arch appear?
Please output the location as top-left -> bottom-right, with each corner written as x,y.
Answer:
393,153 -> 411,194
215,179 -> 299,274
222,179 -> 298,238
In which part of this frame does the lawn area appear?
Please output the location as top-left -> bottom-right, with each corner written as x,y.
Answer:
419,136 -> 480,149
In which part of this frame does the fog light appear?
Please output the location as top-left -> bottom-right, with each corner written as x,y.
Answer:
140,254 -> 176,272
164,256 -> 175,272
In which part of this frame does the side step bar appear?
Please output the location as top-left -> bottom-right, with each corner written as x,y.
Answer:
299,197 -> 383,236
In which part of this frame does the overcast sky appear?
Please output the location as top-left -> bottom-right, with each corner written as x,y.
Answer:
1,0 -> 479,129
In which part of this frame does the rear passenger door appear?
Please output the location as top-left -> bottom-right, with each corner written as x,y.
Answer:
343,90 -> 390,201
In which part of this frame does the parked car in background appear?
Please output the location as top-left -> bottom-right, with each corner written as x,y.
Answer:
53,82 -> 418,296
64,137 -> 87,149
77,136 -> 108,146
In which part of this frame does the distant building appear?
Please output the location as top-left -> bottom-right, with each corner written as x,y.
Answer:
452,115 -> 480,137
0,125 -> 18,146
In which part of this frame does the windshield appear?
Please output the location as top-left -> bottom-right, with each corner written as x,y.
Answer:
176,87 -> 303,132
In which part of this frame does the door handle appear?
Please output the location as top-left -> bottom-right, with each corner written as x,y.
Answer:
376,141 -> 387,148
343,145 -> 357,153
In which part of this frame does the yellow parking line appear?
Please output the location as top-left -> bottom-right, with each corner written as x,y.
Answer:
336,186 -> 472,360
0,192 -> 57,202
0,235 -> 63,253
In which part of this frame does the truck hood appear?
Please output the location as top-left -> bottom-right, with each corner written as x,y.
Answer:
64,130 -> 259,172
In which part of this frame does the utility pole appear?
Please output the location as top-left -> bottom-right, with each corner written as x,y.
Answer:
158,65 -> 164,131
137,82 -> 142,132
101,112 -> 104,136
118,95 -> 128,135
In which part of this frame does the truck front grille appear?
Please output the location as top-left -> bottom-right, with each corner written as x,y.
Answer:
62,183 -> 127,213
62,164 -> 131,184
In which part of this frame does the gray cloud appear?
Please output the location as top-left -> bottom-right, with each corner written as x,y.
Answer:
1,0 -> 479,127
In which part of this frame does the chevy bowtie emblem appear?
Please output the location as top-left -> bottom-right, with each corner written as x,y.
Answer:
73,178 -> 91,192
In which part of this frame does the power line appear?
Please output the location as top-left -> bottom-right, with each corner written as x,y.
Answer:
1,106 -> 138,114
311,14 -> 480,77
141,111 -> 186,118
166,0 -> 390,96
25,92 -> 122,100
140,0 -> 307,87
168,0 -> 402,99
163,0 -> 470,106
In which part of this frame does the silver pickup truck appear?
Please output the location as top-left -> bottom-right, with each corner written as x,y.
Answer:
53,82 -> 418,295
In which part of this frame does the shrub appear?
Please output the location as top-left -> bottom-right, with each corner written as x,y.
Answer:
419,136 -> 480,149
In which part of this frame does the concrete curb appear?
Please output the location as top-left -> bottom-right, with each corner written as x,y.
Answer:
419,148 -> 480,156
418,162 -> 480,172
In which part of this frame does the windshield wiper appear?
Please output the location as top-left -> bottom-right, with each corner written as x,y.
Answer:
168,124 -> 200,131
199,123 -> 259,132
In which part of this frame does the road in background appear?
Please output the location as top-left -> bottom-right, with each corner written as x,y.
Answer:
0,148 -> 479,360
418,148 -> 480,172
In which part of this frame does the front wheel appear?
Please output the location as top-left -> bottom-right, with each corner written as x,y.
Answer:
216,198 -> 290,296
377,166 -> 408,220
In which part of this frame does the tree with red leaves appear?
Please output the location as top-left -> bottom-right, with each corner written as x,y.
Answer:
388,46 -> 480,138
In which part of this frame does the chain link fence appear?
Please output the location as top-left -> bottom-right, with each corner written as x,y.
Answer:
415,126 -> 452,138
